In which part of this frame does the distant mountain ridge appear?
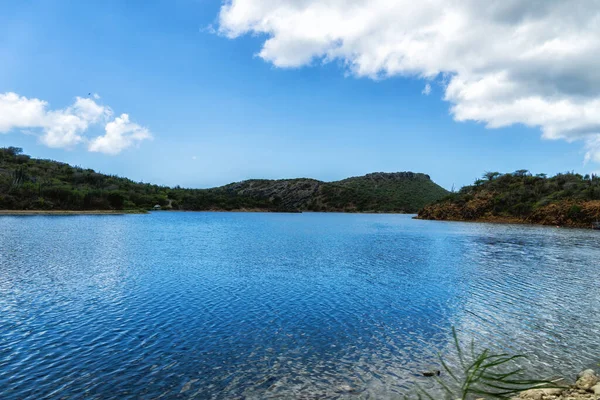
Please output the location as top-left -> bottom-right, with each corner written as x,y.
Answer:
0,147 -> 448,213
215,172 -> 447,213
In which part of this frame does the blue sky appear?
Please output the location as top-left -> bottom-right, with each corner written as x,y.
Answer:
0,0 -> 596,190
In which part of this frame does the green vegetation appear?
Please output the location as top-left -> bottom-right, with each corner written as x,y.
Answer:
418,170 -> 600,227
408,328 -> 557,400
327,172 -> 450,212
0,147 -> 448,213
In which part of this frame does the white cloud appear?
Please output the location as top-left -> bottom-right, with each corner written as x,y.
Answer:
0,92 -> 151,154
41,97 -> 112,148
0,92 -> 49,132
585,135 -> 600,164
422,83 -> 431,96
218,0 -> 600,163
88,114 -> 152,155
93,93 -> 101,100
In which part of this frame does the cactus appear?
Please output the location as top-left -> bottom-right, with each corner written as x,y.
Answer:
10,166 -> 27,189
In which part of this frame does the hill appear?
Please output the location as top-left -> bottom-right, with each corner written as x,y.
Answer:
0,147 -> 448,213
417,170 -> 600,227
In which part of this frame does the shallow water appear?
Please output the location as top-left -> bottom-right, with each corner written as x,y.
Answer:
0,212 -> 599,399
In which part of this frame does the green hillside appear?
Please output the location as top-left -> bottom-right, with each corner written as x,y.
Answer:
417,170 -> 600,227
0,146 -> 448,213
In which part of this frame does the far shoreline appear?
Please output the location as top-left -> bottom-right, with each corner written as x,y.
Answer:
0,209 -> 420,216
0,210 -> 147,216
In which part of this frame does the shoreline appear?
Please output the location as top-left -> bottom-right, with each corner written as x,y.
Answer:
153,209 -> 420,215
414,215 -> 527,225
512,369 -> 599,399
0,210 -> 147,216
414,215 -> 597,229
0,209 -> 419,216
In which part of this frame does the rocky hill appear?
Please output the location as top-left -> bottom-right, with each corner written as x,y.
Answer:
0,147 -> 448,213
205,172 -> 448,213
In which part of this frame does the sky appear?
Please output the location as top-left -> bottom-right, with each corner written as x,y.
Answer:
1,0 -> 599,190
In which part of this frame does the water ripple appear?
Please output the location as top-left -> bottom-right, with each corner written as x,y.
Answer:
0,213 -> 599,398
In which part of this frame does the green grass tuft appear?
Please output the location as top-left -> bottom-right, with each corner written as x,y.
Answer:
406,328 -> 560,400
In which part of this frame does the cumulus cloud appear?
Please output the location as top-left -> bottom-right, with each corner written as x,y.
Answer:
88,114 -> 152,155
42,97 -> 111,148
218,0 -> 600,162
0,92 -> 150,154
0,93 -> 48,132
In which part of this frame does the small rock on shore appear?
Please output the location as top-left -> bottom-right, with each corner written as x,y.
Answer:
513,369 -> 600,400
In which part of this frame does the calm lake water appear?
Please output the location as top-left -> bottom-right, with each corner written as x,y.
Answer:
0,212 -> 599,399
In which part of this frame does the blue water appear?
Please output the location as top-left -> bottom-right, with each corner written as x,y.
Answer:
0,212 -> 599,399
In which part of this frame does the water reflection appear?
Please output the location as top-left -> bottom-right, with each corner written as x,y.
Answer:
0,213 -> 598,399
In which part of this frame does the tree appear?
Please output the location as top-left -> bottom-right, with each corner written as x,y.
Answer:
513,169 -> 530,177
6,147 -> 23,156
483,171 -> 501,181
107,192 -> 126,209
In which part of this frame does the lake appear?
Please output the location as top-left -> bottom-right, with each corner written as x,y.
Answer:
0,212 -> 599,399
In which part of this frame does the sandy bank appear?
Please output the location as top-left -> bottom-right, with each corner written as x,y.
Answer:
0,210 -> 147,216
